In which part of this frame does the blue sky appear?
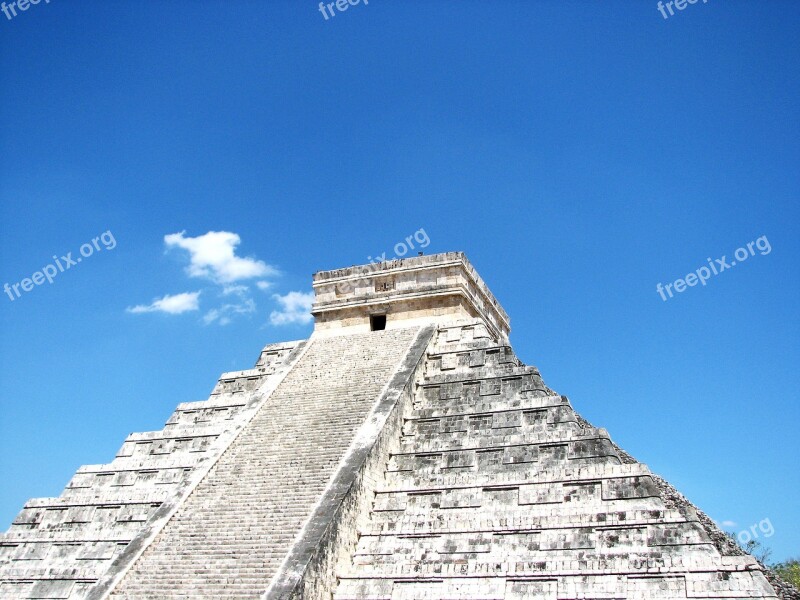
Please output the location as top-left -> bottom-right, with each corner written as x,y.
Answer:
1,0 -> 798,562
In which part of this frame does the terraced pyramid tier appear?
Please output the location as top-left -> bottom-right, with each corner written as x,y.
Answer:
331,322 -> 778,600
1,252 -> 788,600
107,327 -> 426,599
0,341 -> 303,599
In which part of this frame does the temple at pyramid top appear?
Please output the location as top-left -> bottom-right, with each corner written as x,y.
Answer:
0,252 -> 794,600
311,251 -> 511,341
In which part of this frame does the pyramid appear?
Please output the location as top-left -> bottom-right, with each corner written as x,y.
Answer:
0,252 -> 790,599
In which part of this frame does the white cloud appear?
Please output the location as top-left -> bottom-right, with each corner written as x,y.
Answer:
203,297 -> 256,326
203,309 -> 224,325
269,291 -> 314,325
164,231 -> 277,284
222,284 -> 249,296
128,231 -> 282,325
720,520 -> 737,528
127,292 -> 201,315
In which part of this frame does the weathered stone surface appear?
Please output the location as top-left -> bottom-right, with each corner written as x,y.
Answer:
331,321 -> 781,600
108,327 -> 422,599
0,341 -> 303,599
1,253 -> 794,599
312,252 -> 510,343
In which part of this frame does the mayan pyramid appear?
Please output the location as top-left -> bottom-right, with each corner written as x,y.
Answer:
0,252 -> 788,599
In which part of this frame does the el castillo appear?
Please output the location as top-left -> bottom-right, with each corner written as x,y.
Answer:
1,252 -> 796,600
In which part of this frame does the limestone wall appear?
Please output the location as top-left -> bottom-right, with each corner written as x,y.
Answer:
0,341 -> 303,600
312,253 -> 510,342
332,321 -> 779,600
106,327 -> 422,599
265,326 -> 435,600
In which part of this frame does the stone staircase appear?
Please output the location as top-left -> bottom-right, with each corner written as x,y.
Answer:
333,322 -> 777,600
3,251 -> 785,600
0,340 -> 302,600
107,327 -> 421,599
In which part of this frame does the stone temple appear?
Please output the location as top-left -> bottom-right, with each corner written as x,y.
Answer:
0,252 -> 792,599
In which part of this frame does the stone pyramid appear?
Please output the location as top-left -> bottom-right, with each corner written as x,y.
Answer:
0,252 -> 789,599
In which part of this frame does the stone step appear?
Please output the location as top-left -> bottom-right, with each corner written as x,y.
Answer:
108,328 -> 421,599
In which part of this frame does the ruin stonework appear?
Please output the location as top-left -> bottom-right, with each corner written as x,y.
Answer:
0,252 -> 793,599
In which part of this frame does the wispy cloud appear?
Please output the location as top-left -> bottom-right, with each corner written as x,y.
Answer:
720,520 -> 737,528
128,231 -> 281,326
164,231 -> 278,284
222,284 -> 249,296
269,291 -> 314,325
127,291 -> 201,315
129,232 -> 312,328
202,299 -> 256,326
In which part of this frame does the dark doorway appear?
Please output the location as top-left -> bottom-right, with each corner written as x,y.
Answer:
370,314 -> 387,331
